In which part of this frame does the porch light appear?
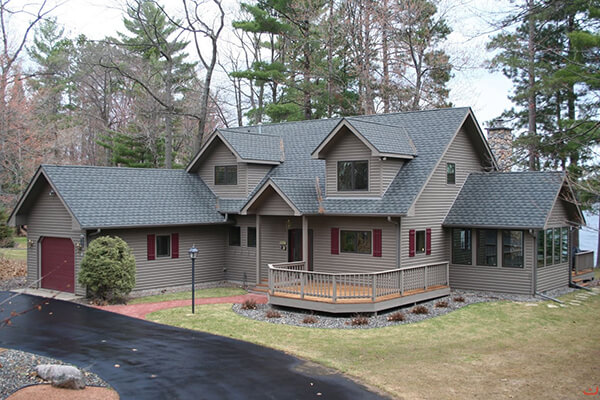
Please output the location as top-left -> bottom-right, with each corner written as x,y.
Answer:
188,245 -> 198,314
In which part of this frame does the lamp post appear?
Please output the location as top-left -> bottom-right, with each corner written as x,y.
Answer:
188,245 -> 198,313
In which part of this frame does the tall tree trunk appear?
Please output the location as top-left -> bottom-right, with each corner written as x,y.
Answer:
327,0 -> 334,118
164,63 -> 173,169
381,0 -> 390,113
527,0 -> 537,171
302,21 -> 312,120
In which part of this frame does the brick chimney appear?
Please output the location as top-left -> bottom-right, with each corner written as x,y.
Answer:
486,124 -> 513,172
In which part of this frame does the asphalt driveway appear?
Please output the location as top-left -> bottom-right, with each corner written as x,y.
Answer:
0,292 -> 385,399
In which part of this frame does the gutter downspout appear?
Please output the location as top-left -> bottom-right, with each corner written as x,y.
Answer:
86,229 -> 102,246
387,216 -> 400,269
535,291 -> 564,304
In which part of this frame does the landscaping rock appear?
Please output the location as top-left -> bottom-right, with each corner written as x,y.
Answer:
35,364 -> 86,390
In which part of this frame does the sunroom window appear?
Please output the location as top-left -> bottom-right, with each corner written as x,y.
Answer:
337,160 -> 368,191
477,229 -> 497,266
452,228 -> 472,265
502,230 -> 523,268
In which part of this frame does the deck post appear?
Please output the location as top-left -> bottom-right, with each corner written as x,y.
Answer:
268,266 -> 274,295
256,214 -> 261,285
302,215 -> 308,270
332,275 -> 337,302
300,272 -> 305,299
446,262 -> 449,285
424,266 -> 428,290
372,275 -> 377,301
401,270 -> 404,295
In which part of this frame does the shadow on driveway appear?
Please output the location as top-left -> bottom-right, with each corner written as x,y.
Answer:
0,292 -> 386,400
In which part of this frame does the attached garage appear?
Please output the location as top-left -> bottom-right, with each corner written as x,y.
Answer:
41,237 -> 75,293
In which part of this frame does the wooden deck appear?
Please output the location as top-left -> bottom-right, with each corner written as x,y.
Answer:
267,261 -> 450,313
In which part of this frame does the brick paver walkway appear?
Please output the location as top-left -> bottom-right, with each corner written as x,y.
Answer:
96,293 -> 267,320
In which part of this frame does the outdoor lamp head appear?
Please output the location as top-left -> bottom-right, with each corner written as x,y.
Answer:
188,245 -> 198,259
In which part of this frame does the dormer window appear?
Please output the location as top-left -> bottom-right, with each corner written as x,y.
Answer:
215,165 -> 237,185
338,160 -> 368,191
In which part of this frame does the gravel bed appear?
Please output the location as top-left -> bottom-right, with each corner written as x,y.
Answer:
0,277 -> 26,291
0,348 -> 110,399
233,287 -> 577,329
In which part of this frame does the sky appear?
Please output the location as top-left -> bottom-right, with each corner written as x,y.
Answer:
15,0 -> 518,127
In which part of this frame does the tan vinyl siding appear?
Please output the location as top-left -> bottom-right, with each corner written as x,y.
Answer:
197,139 -> 247,198
247,186 -> 295,215
259,216 -> 291,280
537,262 -> 568,291
546,197 -> 570,228
450,232 -> 534,295
247,164 -> 272,195
401,127 -> 485,267
325,130 -> 380,197
224,215 -> 256,284
312,217 -> 397,274
26,182 -> 85,294
380,159 -> 404,195
101,226 -> 226,291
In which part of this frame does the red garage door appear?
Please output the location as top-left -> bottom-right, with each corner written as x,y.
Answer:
41,237 -> 75,293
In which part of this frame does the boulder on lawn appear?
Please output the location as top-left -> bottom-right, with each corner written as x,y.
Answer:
35,364 -> 86,389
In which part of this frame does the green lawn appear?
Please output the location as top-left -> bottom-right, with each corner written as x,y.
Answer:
128,287 -> 247,304
0,237 -> 27,261
148,288 -> 600,400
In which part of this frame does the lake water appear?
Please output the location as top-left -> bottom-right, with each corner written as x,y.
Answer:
580,211 -> 598,253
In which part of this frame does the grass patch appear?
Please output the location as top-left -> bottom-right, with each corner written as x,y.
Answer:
148,289 -> 600,400
128,287 -> 247,304
0,236 -> 27,261
0,248 -> 26,261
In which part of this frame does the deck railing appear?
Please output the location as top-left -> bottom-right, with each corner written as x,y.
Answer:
268,261 -> 449,302
574,251 -> 595,273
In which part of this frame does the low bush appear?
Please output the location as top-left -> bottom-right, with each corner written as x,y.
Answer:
386,311 -> 405,322
435,300 -> 449,308
453,295 -> 465,303
241,299 -> 257,310
302,315 -> 318,324
351,314 -> 369,326
78,236 -> 136,303
411,305 -> 429,315
265,309 -> 281,318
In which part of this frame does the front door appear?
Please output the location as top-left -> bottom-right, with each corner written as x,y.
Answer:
288,229 -> 313,271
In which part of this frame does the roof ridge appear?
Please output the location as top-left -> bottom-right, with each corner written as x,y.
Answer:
41,164 -> 186,172
219,128 -> 280,138
226,107 -> 470,131
470,170 -> 564,175
345,117 -> 408,130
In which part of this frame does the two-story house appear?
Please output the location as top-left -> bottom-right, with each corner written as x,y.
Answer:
8,107 -> 589,312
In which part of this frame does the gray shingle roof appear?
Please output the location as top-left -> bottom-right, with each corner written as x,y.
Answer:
345,117 -> 417,157
42,165 -> 224,228
443,171 -> 566,229
232,107 -> 472,215
219,129 -> 282,163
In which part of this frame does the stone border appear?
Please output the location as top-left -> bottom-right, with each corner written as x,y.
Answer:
233,287 -> 576,329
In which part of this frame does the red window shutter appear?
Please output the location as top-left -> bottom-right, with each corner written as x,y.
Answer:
426,228 -> 432,255
171,233 -> 179,259
147,234 -> 155,260
331,228 -> 339,255
409,229 -> 415,257
373,229 -> 382,257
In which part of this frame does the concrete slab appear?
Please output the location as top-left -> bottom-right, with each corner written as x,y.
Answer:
10,288 -> 82,302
